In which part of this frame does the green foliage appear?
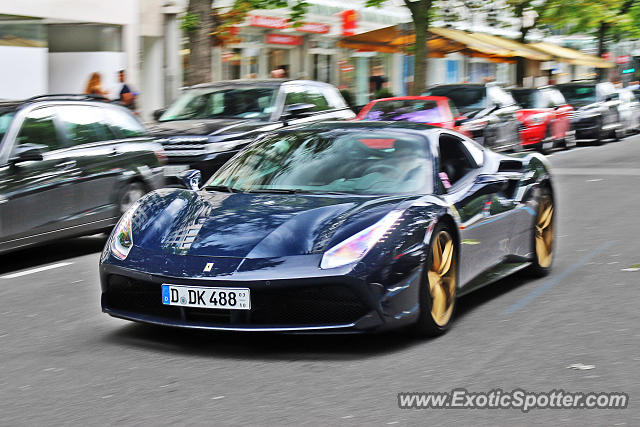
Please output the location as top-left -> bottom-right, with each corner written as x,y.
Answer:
180,12 -> 201,33
541,0 -> 640,40
237,0 -> 309,23
374,88 -> 395,99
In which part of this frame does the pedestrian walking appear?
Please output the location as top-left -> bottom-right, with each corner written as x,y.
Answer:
85,72 -> 108,97
117,70 -> 137,110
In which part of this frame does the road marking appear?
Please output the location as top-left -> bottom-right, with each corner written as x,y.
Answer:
553,168 -> 640,176
501,241 -> 614,315
0,262 -> 73,279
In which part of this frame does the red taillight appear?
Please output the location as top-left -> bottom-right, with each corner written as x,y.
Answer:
154,149 -> 168,164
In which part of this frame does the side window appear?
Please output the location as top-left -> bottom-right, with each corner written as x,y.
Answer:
549,89 -> 566,106
284,86 -> 331,112
304,87 -> 331,111
16,107 -> 64,152
57,106 -> 116,145
438,134 -> 477,190
104,108 -> 146,138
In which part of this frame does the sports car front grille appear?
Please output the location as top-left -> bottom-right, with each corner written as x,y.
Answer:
104,275 -> 369,327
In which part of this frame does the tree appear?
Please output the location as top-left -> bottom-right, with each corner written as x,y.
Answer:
506,0 -> 548,85
182,0 -> 309,86
541,0 -> 640,80
182,0 -> 215,85
366,0 -> 434,95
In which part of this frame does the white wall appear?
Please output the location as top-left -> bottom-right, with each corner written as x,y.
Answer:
0,0 -> 137,25
48,52 -> 126,97
0,46 -> 48,99
140,36 -> 164,121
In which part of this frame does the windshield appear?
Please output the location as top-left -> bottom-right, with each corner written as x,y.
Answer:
512,90 -> 538,108
207,129 -> 432,195
363,99 -> 444,123
557,85 -> 596,104
159,86 -> 277,121
424,86 -> 486,111
0,110 -> 15,143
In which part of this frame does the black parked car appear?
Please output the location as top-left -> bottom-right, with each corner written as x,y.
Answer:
0,95 -> 165,253
423,83 -> 521,152
150,79 -> 356,184
556,82 -> 623,143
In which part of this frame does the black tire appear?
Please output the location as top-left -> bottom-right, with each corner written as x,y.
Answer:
118,182 -> 146,215
411,221 -> 458,337
525,187 -> 555,277
595,118 -> 607,145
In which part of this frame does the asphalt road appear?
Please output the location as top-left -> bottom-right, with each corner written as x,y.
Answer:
1,136 -> 639,426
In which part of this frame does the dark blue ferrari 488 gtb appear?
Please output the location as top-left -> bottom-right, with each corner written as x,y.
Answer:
100,121 -> 555,336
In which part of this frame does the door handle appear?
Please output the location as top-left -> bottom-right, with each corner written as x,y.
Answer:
55,160 -> 77,169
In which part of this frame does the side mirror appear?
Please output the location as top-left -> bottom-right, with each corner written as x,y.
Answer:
153,108 -> 166,121
177,169 -> 202,191
11,144 -> 45,163
283,103 -> 315,119
454,116 -> 467,127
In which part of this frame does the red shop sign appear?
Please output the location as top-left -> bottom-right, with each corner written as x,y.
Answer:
341,10 -> 358,36
265,34 -> 303,46
296,22 -> 330,34
249,15 -> 288,29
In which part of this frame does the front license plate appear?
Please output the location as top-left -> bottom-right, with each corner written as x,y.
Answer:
162,284 -> 250,310
164,165 -> 189,176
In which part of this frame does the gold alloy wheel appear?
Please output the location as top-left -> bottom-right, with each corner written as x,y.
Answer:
427,230 -> 456,326
535,196 -> 554,268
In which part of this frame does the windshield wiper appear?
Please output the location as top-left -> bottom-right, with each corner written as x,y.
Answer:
206,185 -> 243,193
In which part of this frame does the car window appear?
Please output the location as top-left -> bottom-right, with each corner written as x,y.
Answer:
557,85 -> 596,104
104,108 -> 146,138
285,86 -> 331,112
16,107 -> 64,151
363,99 -> 443,123
425,86 -> 486,112
207,130 -> 433,195
0,110 -> 15,143
160,87 -> 277,121
437,133 -> 477,190
57,105 -> 116,145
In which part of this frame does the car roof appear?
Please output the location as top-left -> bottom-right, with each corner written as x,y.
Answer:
188,79 -> 334,90
368,96 -> 450,103
427,84 -> 485,89
286,121 -> 441,134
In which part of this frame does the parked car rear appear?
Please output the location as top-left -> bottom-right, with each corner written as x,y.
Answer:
511,86 -> 575,152
423,83 -> 521,152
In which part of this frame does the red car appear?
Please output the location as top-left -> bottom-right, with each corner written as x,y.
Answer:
356,96 -> 467,133
511,87 -> 576,152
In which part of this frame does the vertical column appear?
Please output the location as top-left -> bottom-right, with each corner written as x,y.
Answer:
163,12 -> 182,104
356,56 -> 369,106
392,53 -> 403,96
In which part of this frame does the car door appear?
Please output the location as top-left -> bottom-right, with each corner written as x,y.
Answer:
488,86 -> 520,150
436,132 -> 517,285
0,106 -> 79,249
55,104 -> 124,226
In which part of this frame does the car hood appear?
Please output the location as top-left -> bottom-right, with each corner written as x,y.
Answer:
147,119 -> 279,137
130,189 -> 406,259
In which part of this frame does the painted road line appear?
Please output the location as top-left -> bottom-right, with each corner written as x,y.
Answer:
553,168 -> 640,176
1,262 -> 73,279
501,241 -> 614,316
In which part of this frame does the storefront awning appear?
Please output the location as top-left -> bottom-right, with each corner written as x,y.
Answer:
338,26 -> 551,63
528,42 -> 614,68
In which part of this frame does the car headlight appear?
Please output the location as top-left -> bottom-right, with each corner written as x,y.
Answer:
525,113 -> 549,126
205,139 -> 253,154
110,204 -> 138,260
320,210 -> 404,269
